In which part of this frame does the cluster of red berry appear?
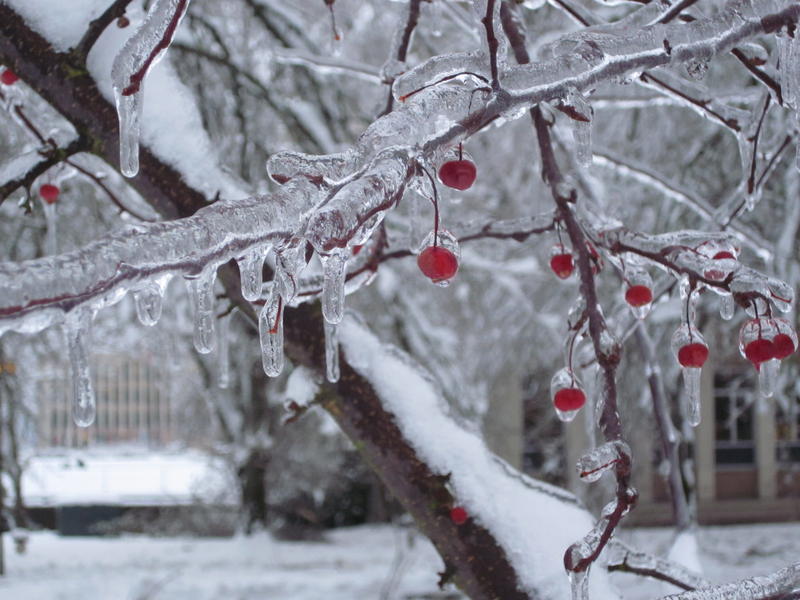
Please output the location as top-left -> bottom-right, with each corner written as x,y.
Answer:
547,239 -> 797,419
416,150 -> 476,285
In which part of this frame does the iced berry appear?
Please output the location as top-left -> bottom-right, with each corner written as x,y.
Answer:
0,69 -> 18,86
677,343 -> 709,368
553,387 -> 586,412
625,285 -> 652,307
712,251 -> 735,260
450,506 -> 468,525
418,246 -> 458,284
772,333 -> 795,360
438,160 -> 476,191
550,253 -> 573,279
39,184 -> 60,204
744,338 -> 775,366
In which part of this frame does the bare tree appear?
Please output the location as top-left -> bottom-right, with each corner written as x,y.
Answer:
2,0 -> 800,598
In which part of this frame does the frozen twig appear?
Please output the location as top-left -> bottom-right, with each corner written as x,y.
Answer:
658,562 -> 800,600
607,539 -> 709,591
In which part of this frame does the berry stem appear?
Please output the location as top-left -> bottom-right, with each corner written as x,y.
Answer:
420,164 -> 441,247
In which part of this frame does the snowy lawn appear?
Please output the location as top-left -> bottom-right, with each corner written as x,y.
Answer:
0,522 -> 798,599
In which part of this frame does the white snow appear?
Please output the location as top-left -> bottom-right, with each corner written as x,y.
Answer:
339,313 -> 618,599
0,522 -> 798,600
5,0 -> 112,52
19,451 -> 233,507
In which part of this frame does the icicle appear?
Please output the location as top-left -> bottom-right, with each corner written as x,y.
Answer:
113,91 -> 143,177
758,358 -> 779,399
569,569 -> 589,600
111,0 -> 192,177
42,199 -> 57,256
237,248 -> 267,301
133,275 -> 170,326
680,366 -> 702,426
321,251 -> 347,324
719,294 -> 734,320
324,319 -> 340,383
64,310 -> 96,427
274,244 -> 307,305
562,88 -> 593,168
187,266 -> 217,354
218,312 -> 230,389
259,287 -> 284,377
576,440 -> 630,483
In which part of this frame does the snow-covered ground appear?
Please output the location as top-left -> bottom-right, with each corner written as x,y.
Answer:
0,522 -> 797,600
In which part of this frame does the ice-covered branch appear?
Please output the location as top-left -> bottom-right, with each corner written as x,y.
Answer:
607,539 -> 710,591
73,0 -> 136,61
0,190 -> 306,335
379,0 -> 422,116
591,149 -> 772,253
112,0 -> 191,176
501,3 -> 633,588
658,562 -> 800,600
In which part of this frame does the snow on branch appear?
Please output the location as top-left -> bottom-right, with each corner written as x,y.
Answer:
337,313 -> 619,598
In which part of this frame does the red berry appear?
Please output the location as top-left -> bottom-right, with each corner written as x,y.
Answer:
553,387 -> 586,412
625,285 -> 652,307
744,338 -> 775,365
438,160 -> 476,191
0,69 -> 18,85
352,244 -> 363,255
550,253 -> 573,279
713,251 -> 735,260
39,184 -> 60,204
773,333 -> 795,360
418,246 -> 458,283
677,343 -> 709,368
450,506 -> 468,525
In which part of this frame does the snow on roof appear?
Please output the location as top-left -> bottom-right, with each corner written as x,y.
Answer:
20,450 -> 235,507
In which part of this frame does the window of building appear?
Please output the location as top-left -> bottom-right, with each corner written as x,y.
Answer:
37,355 -> 173,448
714,372 -> 755,467
776,397 -> 800,464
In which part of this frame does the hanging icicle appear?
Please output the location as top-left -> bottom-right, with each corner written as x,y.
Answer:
187,266 -> 217,354
321,251 -> 347,324
63,309 -> 96,427
111,0 -> 192,177
324,319 -> 340,383
259,286 -> 284,377
217,312 -> 231,389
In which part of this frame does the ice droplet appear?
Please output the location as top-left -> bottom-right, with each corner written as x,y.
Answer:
321,252 -> 347,324
187,267 -> 217,354
218,312 -> 231,389
42,200 -> 57,255
719,294 -> 734,320
133,275 -> 170,326
758,358 -> 779,399
64,310 -> 96,427
576,440 -> 630,482
259,288 -> 284,377
324,319 -> 340,383
680,366 -> 702,426
569,569 -> 589,600
113,90 -> 142,177
237,248 -> 267,301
